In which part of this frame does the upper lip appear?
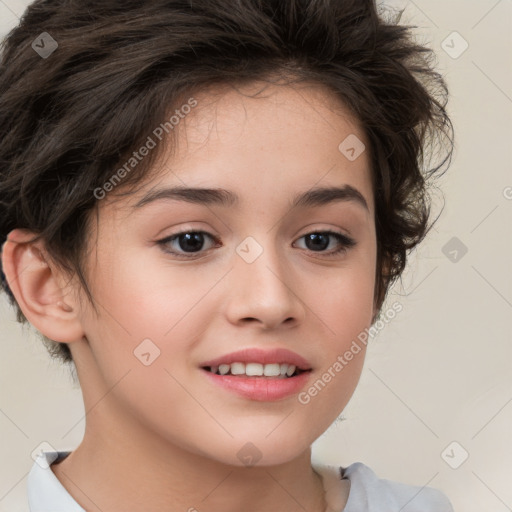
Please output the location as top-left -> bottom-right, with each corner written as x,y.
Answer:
200,348 -> 313,371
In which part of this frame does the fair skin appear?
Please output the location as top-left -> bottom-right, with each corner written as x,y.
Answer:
2,82 -> 377,512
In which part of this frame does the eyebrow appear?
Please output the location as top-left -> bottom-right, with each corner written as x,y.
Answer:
133,184 -> 369,211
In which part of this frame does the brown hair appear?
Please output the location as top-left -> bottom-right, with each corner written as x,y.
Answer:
0,0 -> 453,364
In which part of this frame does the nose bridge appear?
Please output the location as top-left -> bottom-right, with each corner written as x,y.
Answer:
226,232 -> 304,327
235,233 -> 290,297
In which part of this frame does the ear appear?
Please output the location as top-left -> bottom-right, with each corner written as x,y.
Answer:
1,229 -> 85,343
372,256 -> 391,323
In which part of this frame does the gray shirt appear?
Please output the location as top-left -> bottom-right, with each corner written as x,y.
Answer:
27,451 -> 454,511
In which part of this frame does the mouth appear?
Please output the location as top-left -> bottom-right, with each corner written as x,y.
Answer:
199,348 -> 313,401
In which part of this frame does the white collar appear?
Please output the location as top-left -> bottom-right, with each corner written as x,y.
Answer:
27,452 -> 85,512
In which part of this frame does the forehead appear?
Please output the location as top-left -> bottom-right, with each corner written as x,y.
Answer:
105,81 -> 374,221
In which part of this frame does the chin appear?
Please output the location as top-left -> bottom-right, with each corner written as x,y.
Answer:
203,431 -> 312,469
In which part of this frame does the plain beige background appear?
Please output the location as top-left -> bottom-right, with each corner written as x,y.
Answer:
1,1 -> 511,511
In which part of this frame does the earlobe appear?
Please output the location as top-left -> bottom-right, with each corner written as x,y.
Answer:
1,229 -> 85,343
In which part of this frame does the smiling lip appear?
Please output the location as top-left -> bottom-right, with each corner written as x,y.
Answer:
199,347 -> 312,370
199,347 -> 313,402
202,370 -> 312,401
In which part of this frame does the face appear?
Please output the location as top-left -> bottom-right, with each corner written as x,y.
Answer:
73,81 -> 377,466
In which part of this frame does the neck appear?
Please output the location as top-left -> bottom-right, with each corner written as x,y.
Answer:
52,396 -> 328,512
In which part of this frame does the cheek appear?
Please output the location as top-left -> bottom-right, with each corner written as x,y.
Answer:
78,250 -> 222,392
86,247 -> 206,339
295,274 -> 372,439
309,257 -> 374,389
315,256 -> 376,339
300,352 -> 365,433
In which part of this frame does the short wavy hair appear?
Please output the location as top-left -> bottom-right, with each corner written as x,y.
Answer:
0,0 -> 453,364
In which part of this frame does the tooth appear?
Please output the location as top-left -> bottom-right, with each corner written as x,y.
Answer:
245,363 -> 263,376
286,365 -> 296,377
230,362 -> 245,375
218,364 -> 230,375
263,363 -> 281,376
214,362 -> 299,377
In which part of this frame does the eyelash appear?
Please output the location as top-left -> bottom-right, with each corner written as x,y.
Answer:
156,229 -> 356,259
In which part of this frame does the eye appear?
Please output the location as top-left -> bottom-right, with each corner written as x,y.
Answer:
157,229 -> 356,260
157,230 -> 220,258
294,230 -> 356,257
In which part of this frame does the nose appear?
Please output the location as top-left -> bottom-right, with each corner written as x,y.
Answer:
224,237 -> 306,330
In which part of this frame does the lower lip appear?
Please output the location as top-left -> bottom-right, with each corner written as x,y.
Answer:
201,369 -> 312,401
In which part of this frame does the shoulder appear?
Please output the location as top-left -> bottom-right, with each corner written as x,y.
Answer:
314,461 -> 454,512
343,462 -> 454,512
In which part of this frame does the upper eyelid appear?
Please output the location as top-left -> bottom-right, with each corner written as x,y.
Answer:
158,230 -> 220,252
159,228 -> 352,242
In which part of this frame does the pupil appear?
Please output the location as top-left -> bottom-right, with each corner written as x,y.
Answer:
306,233 -> 328,251
179,233 -> 204,252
